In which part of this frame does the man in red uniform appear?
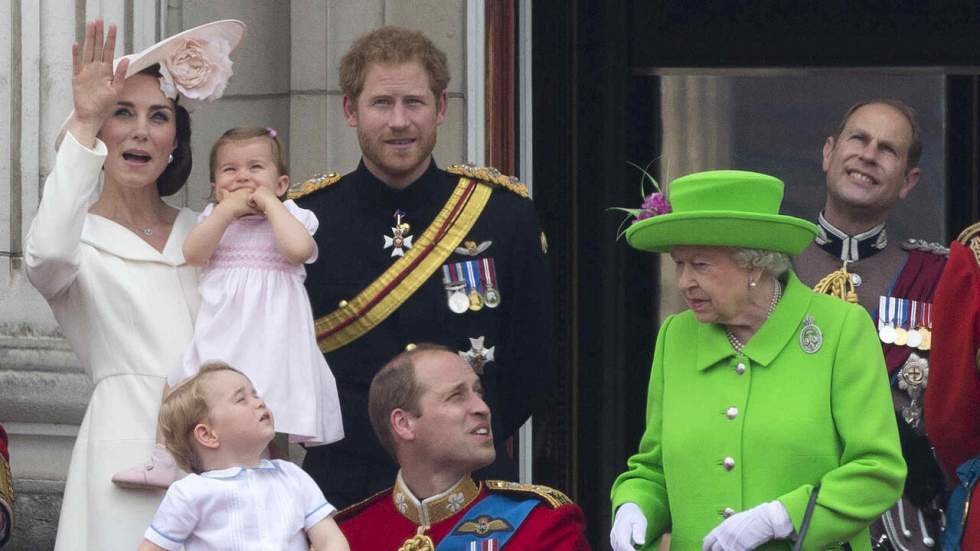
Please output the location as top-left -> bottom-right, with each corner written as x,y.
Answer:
924,222 -> 980,550
336,344 -> 589,550
0,423 -> 13,547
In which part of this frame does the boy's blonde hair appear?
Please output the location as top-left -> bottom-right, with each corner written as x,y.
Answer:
160,361 -> 242,474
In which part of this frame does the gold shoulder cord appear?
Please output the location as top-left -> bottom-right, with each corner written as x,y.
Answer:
399,526 -> 434,551
813,260 -> 858,303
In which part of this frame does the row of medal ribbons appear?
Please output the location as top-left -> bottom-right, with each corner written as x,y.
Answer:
877,295 -> 932,350
442,258 -> 501,314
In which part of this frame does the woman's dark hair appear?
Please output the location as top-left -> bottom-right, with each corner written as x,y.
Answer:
137,65 -> 192,197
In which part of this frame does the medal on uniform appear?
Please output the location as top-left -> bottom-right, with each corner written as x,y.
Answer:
481,258 -> 501,308
464,261 -> 484,311
878,296 -> 897,344
893,298 -> 909,347
454,239 -> 492,257
443,265 -> 470,314
460,336 -> 495,374
799,315 -> 823,354
906,300 -> 923,349
917,302 -> 932,351
898,352 -> 929,428
383,209 -> 414,257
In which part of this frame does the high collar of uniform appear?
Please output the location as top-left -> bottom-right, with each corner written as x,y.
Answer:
392,471 -> 481,527
354,157 -> 447,210
814,212 -> 888,262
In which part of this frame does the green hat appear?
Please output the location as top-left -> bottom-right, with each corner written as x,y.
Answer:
625,170 -> 818,255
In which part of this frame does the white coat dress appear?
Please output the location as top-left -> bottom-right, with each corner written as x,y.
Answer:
25,132 -> 200,550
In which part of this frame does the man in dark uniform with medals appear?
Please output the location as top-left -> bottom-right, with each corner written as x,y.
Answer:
795,99 -> 948,549
292,26 -> 553,509
337,345 -> 589,550
924,221 -> 980,550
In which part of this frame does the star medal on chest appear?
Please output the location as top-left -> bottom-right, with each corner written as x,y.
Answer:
799,315 -> 823,354
383,209 -> 414,257
898,353 -> 928,427
877,296 -> 897,345
460,336 -> 495,375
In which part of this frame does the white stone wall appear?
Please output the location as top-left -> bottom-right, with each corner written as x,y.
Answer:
0,1 -> 470,547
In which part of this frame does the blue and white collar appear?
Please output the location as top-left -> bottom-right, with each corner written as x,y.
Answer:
201,459 -> 278,479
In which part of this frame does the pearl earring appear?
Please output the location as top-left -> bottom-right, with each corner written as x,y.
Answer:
749,280 -> 757,288
168,154 -> 174,165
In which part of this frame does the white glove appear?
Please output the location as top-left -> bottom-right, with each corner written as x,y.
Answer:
610,502 -> 647,551
703,501 -> 794,551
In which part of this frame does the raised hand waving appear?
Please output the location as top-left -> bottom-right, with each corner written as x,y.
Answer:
68,19 -> 130,147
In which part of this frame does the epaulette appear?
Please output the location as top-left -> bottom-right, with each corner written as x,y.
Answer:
287,172 -> 342,200
334,486 -> 392,523
447,164 -> 529,198
485,480 -> 572,508
900,238 -> 950,257
957,222 -> 980,267
957,221 -> 980,244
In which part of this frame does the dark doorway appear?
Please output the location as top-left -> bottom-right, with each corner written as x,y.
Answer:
533,2 -> 980,547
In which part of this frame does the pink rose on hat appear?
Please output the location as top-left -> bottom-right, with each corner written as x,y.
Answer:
158,37 -> 234,103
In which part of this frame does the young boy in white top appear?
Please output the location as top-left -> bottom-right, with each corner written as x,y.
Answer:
138,361 -> 349,551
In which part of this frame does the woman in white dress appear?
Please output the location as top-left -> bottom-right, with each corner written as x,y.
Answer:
24,19 -> 244,550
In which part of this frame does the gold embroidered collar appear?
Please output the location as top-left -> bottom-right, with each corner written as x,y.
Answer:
393,472 -> 481,526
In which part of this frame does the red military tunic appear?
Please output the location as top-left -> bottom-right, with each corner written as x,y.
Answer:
924,223 -> 980,549
337,474 -> 590,550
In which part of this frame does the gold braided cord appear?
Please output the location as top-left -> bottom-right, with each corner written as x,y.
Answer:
969,236 -> 980,268
398,526 -> 435,551
813,261 -> 859,304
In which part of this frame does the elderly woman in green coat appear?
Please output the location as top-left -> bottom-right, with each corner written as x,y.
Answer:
609,171 -> 905,551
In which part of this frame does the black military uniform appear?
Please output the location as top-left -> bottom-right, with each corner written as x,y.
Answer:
294,159 -> 554,508
796,213 -> 948,550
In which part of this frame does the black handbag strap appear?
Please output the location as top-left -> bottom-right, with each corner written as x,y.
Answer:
793,486 -> 820,551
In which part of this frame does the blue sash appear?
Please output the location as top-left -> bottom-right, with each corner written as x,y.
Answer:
944,456 -> 980,550
436,492 -> 539,550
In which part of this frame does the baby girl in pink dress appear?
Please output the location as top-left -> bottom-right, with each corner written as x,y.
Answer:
114,127 -> 343,488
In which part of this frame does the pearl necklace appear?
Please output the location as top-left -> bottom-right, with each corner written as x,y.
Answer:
726,280 -> 782,353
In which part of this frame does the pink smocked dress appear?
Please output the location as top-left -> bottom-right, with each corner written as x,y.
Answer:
175,200 -> 343,445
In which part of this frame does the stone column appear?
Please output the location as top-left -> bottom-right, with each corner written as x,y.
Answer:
658,75 -> 734,320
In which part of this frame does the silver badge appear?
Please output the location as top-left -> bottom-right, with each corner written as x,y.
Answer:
460,337 -> 495,374
446,282 -> 470,314
454,240 -> 492,257
898,353 -> 928,428
799,315 -> 823,354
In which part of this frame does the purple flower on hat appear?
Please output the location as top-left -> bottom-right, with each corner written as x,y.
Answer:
610,160 -> 672,239
633,191 -> 672,223
158,37 -> 234,103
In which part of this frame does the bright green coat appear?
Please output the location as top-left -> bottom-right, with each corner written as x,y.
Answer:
610,272 -> 905,550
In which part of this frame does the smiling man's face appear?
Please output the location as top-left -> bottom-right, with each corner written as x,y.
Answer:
343,60 -> 447,189
821,102 -> 920,218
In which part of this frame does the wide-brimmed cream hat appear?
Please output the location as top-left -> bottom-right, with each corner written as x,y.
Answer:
55,19 -> 246,150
